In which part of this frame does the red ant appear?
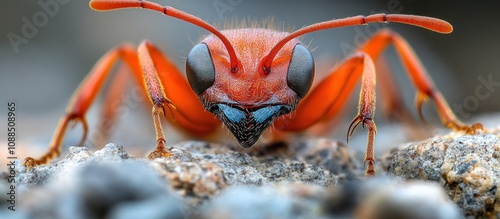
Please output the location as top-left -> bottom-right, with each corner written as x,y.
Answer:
24,0 -> 483,176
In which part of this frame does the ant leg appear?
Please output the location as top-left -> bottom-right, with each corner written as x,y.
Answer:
346,53 -> 378,176
360,29 -> 483,133
136,41 -> 220,159
94,65 -> 133,147
275,52 -> 378,176
376,55 -> 428,140
24,44 -> 141,168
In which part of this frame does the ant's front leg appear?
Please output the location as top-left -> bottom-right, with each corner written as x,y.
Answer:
275,52 -> 379,176
131,41 -> 220,159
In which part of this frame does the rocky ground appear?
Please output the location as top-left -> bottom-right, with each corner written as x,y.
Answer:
1,121 -> 499,219
383,130 -> 500,218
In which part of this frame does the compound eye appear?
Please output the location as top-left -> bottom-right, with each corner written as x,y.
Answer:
186,43 -> 215,95
287,44 -> 315,98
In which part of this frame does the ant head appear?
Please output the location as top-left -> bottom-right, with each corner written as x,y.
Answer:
185,28 -> 315,147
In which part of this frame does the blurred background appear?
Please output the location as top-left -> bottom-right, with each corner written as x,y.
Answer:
1,0 -> 499,167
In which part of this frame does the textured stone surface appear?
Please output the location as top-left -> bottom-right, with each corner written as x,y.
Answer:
3,131 -> 494,218
353,178 -> 464,219
195,177 -> 463,219
142,139 -> 351,205
325,177 -> 464,219
13,145 -> 186,219
4,140 -> 350,218
385,129 -> 500,218
196,182 -> 329,219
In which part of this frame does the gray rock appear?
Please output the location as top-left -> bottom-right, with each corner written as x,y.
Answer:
196,177 -> 463,219
14,144 -> 185,219
197,182 -> 329,219
148,140 -> 343,205
16,144 -> 126,189
11,140 -> 350,218
386,129 -> 500,218
352,177 -> 464,219
5,135 -> 479,219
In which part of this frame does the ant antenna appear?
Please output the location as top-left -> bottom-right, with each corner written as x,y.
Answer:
90,0 -> 240,72
262,13 -> 453,72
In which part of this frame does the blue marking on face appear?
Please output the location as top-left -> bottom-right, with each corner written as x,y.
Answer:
211,103 -> 292,148
252,106 -> 282,124
219,104 -> 245,123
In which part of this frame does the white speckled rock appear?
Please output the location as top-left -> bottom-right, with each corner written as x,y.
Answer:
386,129 -> 500,218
